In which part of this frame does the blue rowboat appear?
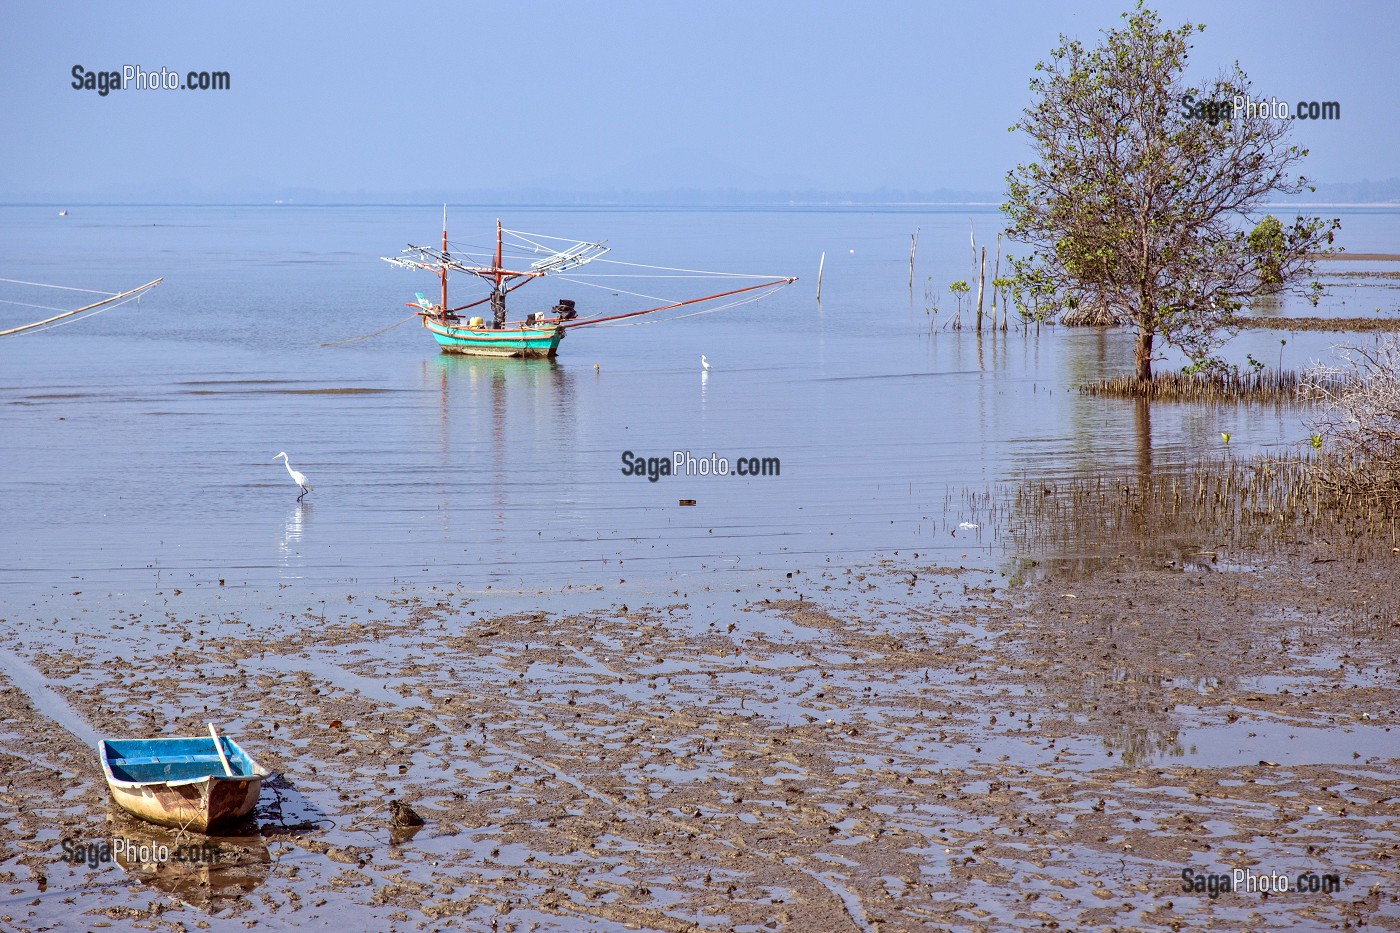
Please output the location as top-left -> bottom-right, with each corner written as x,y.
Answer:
98,734 -> 269,832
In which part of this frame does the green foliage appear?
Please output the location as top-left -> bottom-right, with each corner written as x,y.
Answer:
948,279 -> 970,320
1247,215 -> 1287,293
1002,2 -> 1340,380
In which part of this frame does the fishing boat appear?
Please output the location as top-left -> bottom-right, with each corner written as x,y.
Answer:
384,214 -> 795,359
98,727 -> 269,832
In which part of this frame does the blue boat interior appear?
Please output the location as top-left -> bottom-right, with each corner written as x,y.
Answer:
102,737 -> 255,783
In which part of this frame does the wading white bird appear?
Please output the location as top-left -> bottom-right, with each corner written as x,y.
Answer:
273,452 -> 312,499
701,354 -> 711,372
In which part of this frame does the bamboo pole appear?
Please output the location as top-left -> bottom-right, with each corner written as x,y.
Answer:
975,247 -> 986,332
908,227 -> 919,291
992,233 -> 1003,331
816,251 -> 825,301
0,278 -> 163,337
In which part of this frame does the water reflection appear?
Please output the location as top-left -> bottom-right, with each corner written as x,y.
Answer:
278,501 -> 312,577
420,355 -> 581,555
107,808 -> 270,911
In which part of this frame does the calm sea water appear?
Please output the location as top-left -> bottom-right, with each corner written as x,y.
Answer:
2,205 -> 1396,612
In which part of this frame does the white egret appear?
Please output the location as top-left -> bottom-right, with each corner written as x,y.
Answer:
701,354 -> 711,372
272,452 -> 313,499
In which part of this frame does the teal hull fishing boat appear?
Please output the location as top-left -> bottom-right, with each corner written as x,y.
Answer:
423,315 -> 566,359
385,214 -> 795,360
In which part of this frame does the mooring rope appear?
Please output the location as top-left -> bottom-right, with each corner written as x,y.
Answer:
319,313 -> 418,347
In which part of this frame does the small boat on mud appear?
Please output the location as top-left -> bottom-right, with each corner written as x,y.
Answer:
384,214 -> 794,359
98,728 -> 269,832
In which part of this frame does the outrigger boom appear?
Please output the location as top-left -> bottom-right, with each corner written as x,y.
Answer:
0,278 -> 162,338
383,215 -> 794,359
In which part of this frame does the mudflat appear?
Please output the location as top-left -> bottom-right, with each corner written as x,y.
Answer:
1,529 -> 1396,931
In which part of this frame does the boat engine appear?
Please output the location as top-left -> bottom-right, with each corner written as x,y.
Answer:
552,299 -> 577,321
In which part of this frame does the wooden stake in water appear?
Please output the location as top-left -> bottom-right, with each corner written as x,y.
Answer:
976,246 -> 986,332
816,251 -> 825,302
968,219 -> 979,329
908,227 -> 920,291
992,233 -> 1003,331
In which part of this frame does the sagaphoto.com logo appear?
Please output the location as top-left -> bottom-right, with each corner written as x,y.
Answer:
1181,93 -> 1339,123
620,450 -> 780,482
71,64 -> 230,97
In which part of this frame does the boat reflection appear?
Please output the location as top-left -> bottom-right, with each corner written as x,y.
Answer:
107,807 -> 270,911
421,356 -> 580,538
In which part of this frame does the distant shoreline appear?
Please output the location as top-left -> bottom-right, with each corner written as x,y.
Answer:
8,200 -> 1400,211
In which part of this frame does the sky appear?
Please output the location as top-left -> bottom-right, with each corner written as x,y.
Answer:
1,0 -> 1396,202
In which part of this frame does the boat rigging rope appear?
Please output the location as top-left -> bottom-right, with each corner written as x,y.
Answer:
588,258 -> 781,278
320,312 -> 419,347
0,297 -> 71,313
0,277 -> 118,295
582,288 -> 777,327
554,275 -> 674,306
9,292 -> 147,335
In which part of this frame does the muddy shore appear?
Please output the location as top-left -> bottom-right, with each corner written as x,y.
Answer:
1,533 -> 1396,931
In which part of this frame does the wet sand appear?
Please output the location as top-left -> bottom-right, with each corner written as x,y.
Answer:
1,531 -> 1396,932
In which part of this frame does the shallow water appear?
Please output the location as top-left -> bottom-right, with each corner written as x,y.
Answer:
5,205 -> 1395,616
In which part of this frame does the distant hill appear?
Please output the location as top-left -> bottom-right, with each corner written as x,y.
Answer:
1274,178 -> 1400,205
7,179 -> 1398,208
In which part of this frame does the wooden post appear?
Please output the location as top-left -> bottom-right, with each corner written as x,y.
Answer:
968,219 -> 978,329
908,227 -> 920,291
816,252 -> 825,302
975,246 -> 986,331
992,233 -> 1003,331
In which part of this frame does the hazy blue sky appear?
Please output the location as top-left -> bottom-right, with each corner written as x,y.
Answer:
2,1 -> 1395,201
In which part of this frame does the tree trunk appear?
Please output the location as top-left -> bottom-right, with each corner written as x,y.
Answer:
1134,284 -> 1155,381
1134,320 -> 1154,381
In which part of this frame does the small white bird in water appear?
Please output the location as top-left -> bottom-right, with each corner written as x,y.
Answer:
272,452 -> 312,500
701,354 -> 711,372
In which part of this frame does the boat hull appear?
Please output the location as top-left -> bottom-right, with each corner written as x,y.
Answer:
107,775 -> 263,832
99,737 -> 270,833
425,319 -> 566,359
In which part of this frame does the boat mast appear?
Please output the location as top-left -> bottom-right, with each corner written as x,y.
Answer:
491,218 -> 507,329
440,205 -> 449,319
